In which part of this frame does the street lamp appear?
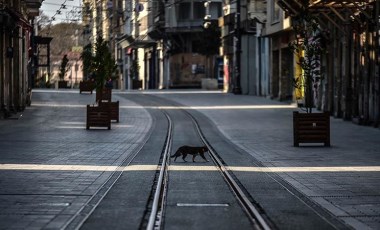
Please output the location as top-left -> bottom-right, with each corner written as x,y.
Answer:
204,1 -> 211,28
232,0 -> 242,94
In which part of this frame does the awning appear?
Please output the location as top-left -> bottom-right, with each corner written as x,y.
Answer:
277,0 -> 377,19
4,8 -> 32,30
277,0 -> 378,34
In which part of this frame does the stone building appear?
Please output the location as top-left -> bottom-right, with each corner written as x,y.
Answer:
0,0 -> 44,118
274,0 -> 380,126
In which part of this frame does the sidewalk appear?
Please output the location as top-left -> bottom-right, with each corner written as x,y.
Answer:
0,89 -> 152,229
154,90 -> 380,230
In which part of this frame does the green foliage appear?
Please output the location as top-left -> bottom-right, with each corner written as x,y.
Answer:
59,54 -> 69,80
80,44 -> 93,80
289,5 -> 325,113
80,36 -> 117,89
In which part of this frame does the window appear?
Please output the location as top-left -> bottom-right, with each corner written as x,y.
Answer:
193,2 -> 205,20
271,1 -> 280,23
210,2 -> 222,19
178,2 -> 191,21
177,1 -> 220,21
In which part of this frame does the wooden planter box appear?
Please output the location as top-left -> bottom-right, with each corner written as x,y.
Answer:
293,111 -> 330,147
99,101 -> 119,123
86,104 -> 111,130
79,81 -> 95,94
96,88 -> 112,102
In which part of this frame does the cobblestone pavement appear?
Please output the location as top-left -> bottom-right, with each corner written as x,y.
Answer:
153,90 -> 380,230
0,89 -> 379,229
0,90 -> 152,229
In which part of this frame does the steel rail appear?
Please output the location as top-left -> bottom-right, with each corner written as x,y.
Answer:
146,112 -> 172,230
188,112 -> 272,230
144,97 -> 270,230
63,125 -> 156,230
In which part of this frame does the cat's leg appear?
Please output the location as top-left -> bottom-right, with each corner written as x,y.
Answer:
182,153 -> 187,162
192,155 -> 196,162
200,154 -> 209,162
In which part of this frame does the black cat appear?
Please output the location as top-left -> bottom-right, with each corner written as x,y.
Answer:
171,145 -> 209,162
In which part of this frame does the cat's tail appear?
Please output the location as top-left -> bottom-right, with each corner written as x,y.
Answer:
170,150 -> 180,158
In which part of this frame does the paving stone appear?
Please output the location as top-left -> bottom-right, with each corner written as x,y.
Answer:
0,90 -> 152,229
156,91 -> 380,229
1,90 -> 379,229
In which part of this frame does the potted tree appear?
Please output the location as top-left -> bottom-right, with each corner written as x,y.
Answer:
79,44 -> 95,93
81,43 -> 93,80
83,36 -> 118,130
80,36 -> 117,100
58,54 -> 69,88
289,2 -> 330,147
92,36 -> 117,102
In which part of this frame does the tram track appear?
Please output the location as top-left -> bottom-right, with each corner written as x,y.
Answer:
145,98 -> 272,230
63,125 -> 155,230
146,112 -> 172,230
140,93 -> 348,230
189,111 -> 271,230
70,93 -> 344,230
9,90 -> 353,230
66,93 -> 263,230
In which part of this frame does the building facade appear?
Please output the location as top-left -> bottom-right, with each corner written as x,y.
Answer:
223,0 -> 379,127
274,0 -> 380,126
82,0 -> 379,127
87,0 -> 223,90
0,0 -> 44,118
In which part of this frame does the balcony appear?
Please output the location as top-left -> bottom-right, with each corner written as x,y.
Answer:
147,12 -> 165,40
24,0 -> 44,17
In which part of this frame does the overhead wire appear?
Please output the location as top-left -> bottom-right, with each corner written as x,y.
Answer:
39,0 -> 82,35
